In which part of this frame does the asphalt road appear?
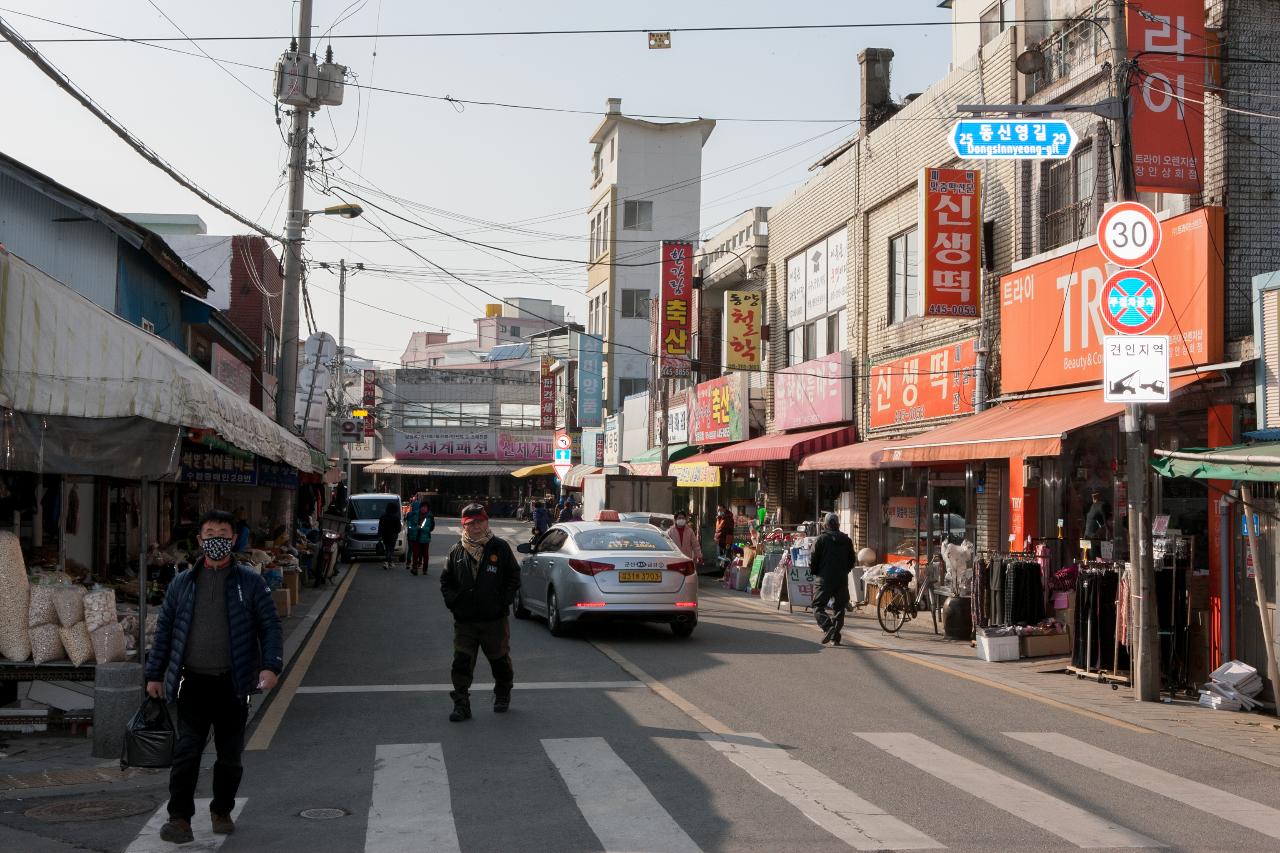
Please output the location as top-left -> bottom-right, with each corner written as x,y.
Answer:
6,519 -> 1280,852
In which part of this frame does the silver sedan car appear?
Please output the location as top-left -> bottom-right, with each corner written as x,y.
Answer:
513,521 -> 699,638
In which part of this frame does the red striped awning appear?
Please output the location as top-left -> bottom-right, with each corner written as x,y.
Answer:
705,426 -> 854,467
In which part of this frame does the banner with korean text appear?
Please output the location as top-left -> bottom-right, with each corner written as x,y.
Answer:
361,370 -> 377,436
773,351 -> 853,432
691,373 -> 749,445
659,241 -> 693,376
724,290 -> 763,371
870,339 -> 977,429
920,167 -> 982,318
576,333 -> 604,427
1127,0 -> 1205,194
539,356 -> 555,429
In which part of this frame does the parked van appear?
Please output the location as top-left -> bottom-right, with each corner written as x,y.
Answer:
341,493 -> 407,562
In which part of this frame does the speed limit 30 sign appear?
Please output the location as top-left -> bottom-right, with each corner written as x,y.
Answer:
1097,201 -> 1162,268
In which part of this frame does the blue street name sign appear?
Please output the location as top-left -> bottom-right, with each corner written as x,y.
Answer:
950,119 -> 1078,160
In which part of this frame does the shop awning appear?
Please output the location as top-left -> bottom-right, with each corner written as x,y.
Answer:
359,457 -> 396,475
0,249 -> 320,474
706,426 -> 854,467
627,444 -> 697,476
511,462 -> 555,478
1153,444 -> 1280,482
798,438 -> 912,472
884,377 -> 1203,464
561,464 -> 602,489
669,453 -> 722,487
379,462 -> 526,477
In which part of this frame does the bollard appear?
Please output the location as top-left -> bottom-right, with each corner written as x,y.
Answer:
92,662 -> 143,759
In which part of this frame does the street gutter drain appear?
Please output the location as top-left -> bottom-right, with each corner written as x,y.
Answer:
25,797 -> 155,823
300,807 -> 348,820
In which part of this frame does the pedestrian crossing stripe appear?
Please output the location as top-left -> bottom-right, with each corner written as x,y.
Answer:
125,798 -> 246,853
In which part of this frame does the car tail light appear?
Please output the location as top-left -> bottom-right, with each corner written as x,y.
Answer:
575,602 -> 607,608
667,560 -> 696,575
674,601 -> 697,608
568,559 -> 613,575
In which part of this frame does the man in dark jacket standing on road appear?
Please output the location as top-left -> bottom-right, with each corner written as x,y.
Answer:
440,503 -> 520,721
145,510 -> 283,844
810,512 -> 855,646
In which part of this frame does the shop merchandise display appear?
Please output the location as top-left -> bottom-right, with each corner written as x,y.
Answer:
90,622 -> 127,664
52,584 -> 86,627
58,621 -> 94,666
0,530 -> 32,661
1071,565 -> 1130,675
83,588 -> 118,632
29,622 -> 65,664
28,584 -> 57,627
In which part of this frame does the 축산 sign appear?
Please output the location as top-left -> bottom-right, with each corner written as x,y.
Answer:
951,119 -> 1078,160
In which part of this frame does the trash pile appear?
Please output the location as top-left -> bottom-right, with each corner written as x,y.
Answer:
1199,660 -> 1265,711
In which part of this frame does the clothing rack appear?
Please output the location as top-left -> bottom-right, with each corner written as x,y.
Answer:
973,552 -> 1042,631
1066,562 -> 1130,686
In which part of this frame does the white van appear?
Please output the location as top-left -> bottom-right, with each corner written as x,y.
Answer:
341,493 -> 408,562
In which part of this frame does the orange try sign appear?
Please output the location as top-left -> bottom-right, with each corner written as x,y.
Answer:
1000,206 -> 1223,394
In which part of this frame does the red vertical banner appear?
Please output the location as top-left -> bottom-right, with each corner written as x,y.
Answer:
539,356 -> 556,429
1127,0 -> 1205,194
361,370 -> 376,436
920,167 -> 982,318
659,241 -> 693,377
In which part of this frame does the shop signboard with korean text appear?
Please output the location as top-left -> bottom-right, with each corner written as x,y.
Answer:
1103,336 -> 1170,404
539,356 -> 555,429
786,254 -> 805,328
497,431 -> 554,462
580,428 -> 603,467
804,240 -> 827,320
361,370 -> 377,436
256,460 -> 299,490
690,373 -> 749,445
887,496 -> 925,530
576,334 -> 604,428
659,241 -> 693,377
1000,206 -> 1222,393
920,167 -> 982,318
652,396 -> 689,445
950,118 -> 1078,159
870,339 -> 976,429
1127,0 -> 1205,194
180,442 -> 257,485
672,461 -> 721,488
393,430 -> 494,461
826,229 -> 848,313
603,414 -> 621,466
773,351 -> 853,432
724,291 -> 762,371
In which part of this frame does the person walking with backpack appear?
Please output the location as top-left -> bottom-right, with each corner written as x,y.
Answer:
145,510 -> 283,844
377,500 -> 402,570
810,512 -> 856,646
440,503 -> 520,721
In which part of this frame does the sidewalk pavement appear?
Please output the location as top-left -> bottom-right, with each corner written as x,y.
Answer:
0,565 -> 352,795
707,585 -> 1280,770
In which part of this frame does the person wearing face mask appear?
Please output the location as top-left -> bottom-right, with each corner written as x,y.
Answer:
714,505 -> 734,561
440,503 -> 521,722
669,510 -> 702,565
145,510 -> 283,844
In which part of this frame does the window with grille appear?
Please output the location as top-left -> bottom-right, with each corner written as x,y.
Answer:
1040,144 -> 1095,252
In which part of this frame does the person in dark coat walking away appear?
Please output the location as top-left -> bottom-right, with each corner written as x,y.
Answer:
377,500 -> 402,570
714,506 -> 734,561
440,503 -> 521,721
532,500 -> 551,537
145,510 -> 283,844
810,512 -> 856,646
557,499 -> 575,524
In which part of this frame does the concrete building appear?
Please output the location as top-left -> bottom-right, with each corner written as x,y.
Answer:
584,98 -> 714,412
400,299 -> 568,370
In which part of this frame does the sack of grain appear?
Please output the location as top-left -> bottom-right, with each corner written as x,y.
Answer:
90,622 -> 126,664
30,623 -> 66,664
53,585 -> 86,627
58,622 -> 93,666
83,588 -> 117,632
0,530 -> 32,661
29,585 -> 58,628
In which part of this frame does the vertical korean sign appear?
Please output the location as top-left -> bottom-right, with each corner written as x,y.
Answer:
724,291 -> 762,371
361,370 -> 377,436
659,241 -> 693,377
920,167 -> 982,318
1127,0 -> 1205,194
576,334 -> 604,428
539,356 -> 555,429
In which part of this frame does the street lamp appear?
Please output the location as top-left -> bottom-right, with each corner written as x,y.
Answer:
304,202 -> 363,226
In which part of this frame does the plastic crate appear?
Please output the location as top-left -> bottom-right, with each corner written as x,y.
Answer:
976,634 -> 1020,662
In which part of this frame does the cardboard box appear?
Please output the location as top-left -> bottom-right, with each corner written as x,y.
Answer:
1020,632 -> 1071,658
977,634 -> 1020,662
271,588 -> 292,618
283,569 -> 301,605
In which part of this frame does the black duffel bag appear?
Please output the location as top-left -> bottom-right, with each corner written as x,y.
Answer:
121,697 -> 175,769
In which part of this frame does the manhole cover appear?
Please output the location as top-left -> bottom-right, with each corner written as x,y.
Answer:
300,807 -> 348,820
26,797 -> 155,823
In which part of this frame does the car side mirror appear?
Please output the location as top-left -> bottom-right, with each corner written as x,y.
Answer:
517,543 -> 532,554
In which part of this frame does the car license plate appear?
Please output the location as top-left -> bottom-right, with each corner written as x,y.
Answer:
618,571 -> 662,583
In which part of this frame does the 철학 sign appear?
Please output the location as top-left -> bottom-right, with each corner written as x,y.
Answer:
773,351 -> 852,432
870,338 -> 976,429
1127,0 -> 1204,194
724,290 -> 762,371
659,241 -> 693,377
920,167 -> 982,318
691,373 -> 749,445
1000,206 -> 1222,393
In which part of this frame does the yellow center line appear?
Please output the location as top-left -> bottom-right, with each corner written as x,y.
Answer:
709,590 -> 1152,734
246,565 -> 360,751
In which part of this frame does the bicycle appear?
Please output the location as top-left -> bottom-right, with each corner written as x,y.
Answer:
876,566 -> 924,633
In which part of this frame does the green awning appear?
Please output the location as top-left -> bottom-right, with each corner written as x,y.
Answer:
1152,443 -> 1280,483
628,443 -> 697,465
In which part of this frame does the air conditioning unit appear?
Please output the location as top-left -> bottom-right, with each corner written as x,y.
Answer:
274,50 -> 318,107
314,59 -> 347,106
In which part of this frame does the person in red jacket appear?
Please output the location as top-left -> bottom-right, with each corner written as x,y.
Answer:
714,505 -> 734,561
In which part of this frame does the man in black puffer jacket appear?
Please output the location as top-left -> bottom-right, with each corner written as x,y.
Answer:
810,513 -> 855,646
440,503 -> 520,721
145,509 -> 283,844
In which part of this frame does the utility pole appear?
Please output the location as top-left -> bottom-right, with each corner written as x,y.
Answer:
276,0 -> 314,434
336,259 -> 353,490
1109,1 -> 1158,703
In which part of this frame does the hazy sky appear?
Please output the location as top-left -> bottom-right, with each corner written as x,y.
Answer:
0,1 -> 953,366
